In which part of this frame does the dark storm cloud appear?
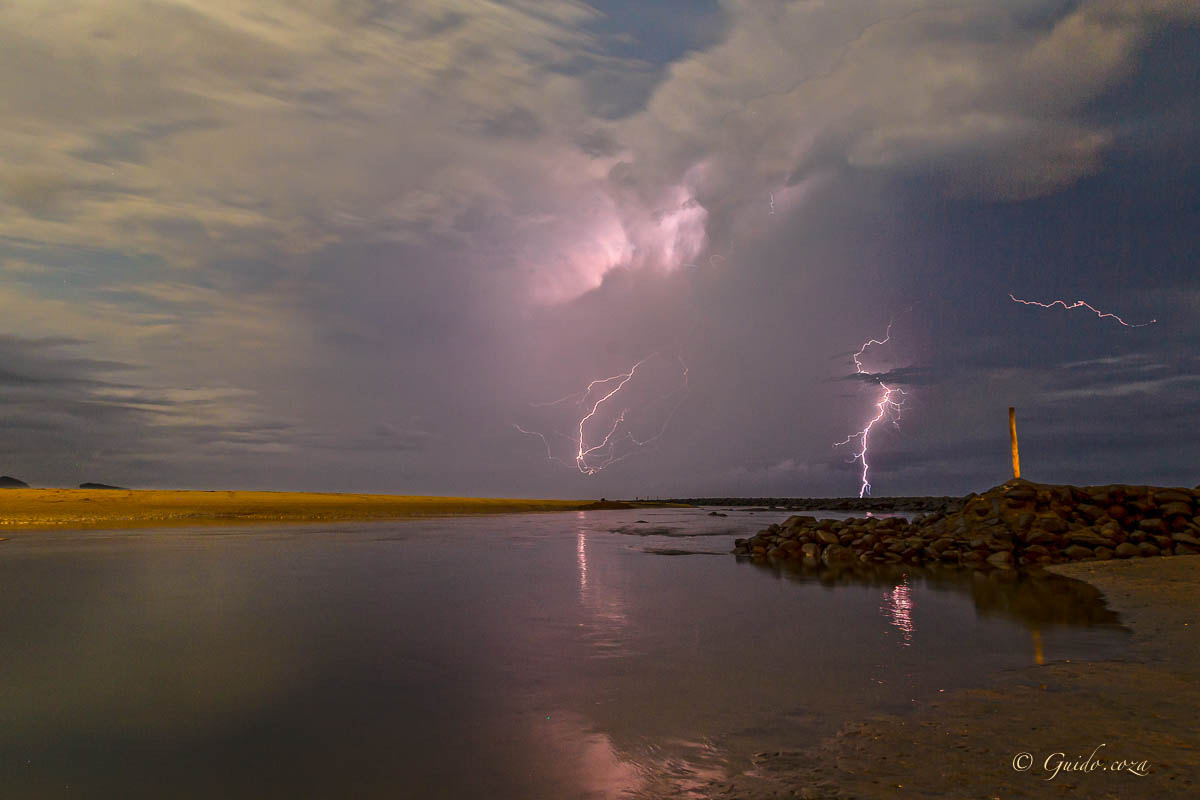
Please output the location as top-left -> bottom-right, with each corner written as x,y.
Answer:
0,172 -> 71,217
0,335 -> 135,385
1037,353 -> 1199,401
68,118 -> 224,166
841,366 -> 939,386
464,107 -> 545,140
0,336 -> 433,488
574,128 -> 622,158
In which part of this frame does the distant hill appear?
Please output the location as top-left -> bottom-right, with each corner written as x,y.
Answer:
0,475 -> 30,488
79,482 -> 129,490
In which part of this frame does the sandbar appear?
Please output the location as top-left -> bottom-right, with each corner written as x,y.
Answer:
0,488 -> 645,530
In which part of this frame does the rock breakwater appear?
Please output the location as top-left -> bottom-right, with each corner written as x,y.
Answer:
675,495 -> 957,512
733,479 -> 1200,568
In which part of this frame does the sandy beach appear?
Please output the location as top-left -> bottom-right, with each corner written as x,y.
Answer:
0,488 -> 628,530
716,555 -> 1199,798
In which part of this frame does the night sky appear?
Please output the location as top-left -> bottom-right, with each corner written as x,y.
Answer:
1,1 -> 1197,497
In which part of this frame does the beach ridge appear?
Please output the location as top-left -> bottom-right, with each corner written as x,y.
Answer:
0,488 -> 663,530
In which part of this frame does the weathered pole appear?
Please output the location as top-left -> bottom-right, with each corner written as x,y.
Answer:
1009,406 -> 1020,479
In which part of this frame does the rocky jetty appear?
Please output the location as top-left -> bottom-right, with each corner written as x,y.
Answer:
733,479 -> 1200,568
675,495 -> 957,512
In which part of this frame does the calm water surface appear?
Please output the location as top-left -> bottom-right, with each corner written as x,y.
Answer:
0,508 -> 1127,798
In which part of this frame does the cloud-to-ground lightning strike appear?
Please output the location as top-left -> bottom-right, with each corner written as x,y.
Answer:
1008,294 -> 1157,327
516,354 -> 689,475
834,318 -> 907,498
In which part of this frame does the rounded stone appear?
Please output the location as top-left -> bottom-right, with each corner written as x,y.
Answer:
821,544 -> 857,566
1159,501 -> 1193,518
1136,518 -> 1169,534
1113,542 -> 1139,559
1064,545 -> 1094,560
986,551 -> 1014,568
1153,489 -> 1194,505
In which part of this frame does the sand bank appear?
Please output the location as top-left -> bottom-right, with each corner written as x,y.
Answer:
0,488 -> 623,530
715,555 -> 1198,798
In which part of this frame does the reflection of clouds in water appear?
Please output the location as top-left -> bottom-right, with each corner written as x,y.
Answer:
569,530 -> 732,797
534,711 -> 644,798
882,576 -> 915,646
534,711 -> 730,799
632,738 -> 730,799
0,543 -> 315,737
577,530 -> 630,658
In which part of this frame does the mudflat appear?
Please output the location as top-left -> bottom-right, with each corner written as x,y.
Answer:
0,488 -> 594,530
714,555 -> 1199,798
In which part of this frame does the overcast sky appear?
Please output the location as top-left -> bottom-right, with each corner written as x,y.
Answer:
1,0 -> 1197,497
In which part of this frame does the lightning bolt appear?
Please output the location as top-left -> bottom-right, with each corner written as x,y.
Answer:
1008,294 -> 1156,327
834,316 -> 907,498
516,354 -> 689,475
768,192 -> 776,216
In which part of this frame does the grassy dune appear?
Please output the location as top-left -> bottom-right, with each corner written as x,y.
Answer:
0,488 -> 620,531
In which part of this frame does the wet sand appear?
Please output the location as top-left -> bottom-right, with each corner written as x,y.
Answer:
715,556 -> 1199,798
0,488 -> 608,530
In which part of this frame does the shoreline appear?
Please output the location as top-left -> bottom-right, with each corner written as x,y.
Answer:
671,495 -> 960,513
0,488 -> 671,531
715,555 -> 1199,798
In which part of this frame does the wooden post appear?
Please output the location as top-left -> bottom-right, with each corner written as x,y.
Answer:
1009,407 -> 1020,479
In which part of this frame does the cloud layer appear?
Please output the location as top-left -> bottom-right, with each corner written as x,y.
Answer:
1,1 -> 1197,493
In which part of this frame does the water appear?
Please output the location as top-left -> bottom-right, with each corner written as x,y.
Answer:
0,508 -> 1127,798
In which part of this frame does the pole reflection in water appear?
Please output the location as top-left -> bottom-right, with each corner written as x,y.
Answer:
882,575 -> 915,645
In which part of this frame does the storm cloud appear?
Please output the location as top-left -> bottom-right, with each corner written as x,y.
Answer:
1,1 -> 1196,495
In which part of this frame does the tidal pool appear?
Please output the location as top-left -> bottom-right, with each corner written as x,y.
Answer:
0,508 -> 1126,798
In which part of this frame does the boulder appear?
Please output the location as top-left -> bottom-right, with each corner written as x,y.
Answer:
1154,489 -> 1195,505
986,551 -> 1014,568
1158,502 -> 1193,519
821,544 -> 856,566
1137,518 -> 1169,535
1067,531 -> 1115,548
1113,542 -> 1139,559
